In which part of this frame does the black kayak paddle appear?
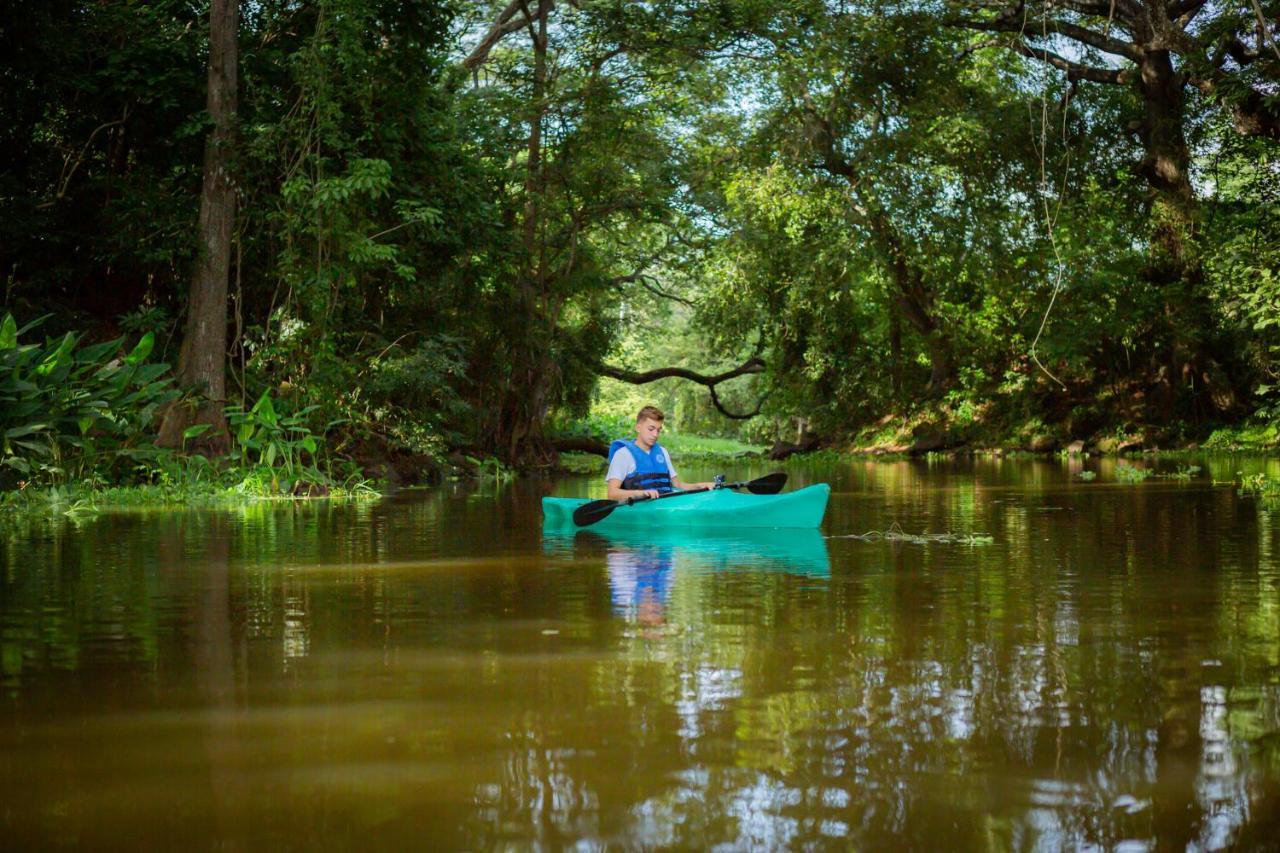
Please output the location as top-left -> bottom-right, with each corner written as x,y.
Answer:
571,472 -> 788,528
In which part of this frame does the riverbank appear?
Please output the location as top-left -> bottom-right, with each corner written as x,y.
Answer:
842,404 -> 1280,457
8,416 -> 1280,524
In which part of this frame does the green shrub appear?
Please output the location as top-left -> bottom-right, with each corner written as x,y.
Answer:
1,313 -> 177,488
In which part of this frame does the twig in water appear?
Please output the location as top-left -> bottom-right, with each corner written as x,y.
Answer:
830,522 -> 994,545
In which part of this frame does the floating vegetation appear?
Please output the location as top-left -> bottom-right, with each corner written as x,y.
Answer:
1238,473 -> 1280,503
1076,471 -> 1097,481
1114,462 -> 1152,483
1158,465 -> 1201,481
831,523 -> 994,545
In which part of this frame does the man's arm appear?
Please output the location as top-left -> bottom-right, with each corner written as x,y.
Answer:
608,478 -> 659,502
671,476 -> 717,492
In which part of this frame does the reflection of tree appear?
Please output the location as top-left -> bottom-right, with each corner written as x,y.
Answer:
5,465 -> 1280,846
185,515 -> 246,840
573,458 -> 1280,847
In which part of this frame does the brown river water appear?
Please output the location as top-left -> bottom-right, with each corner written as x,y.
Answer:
3,456 -> 1280,850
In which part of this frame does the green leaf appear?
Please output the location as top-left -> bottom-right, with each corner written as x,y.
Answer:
12,438 -> 52,456
75,337 -> 124,365
251,390 -> 278,426
124,332 -> 155,365
5,423 -> 50,439
131,363 -> 169,384
36,333 -> 76,376
183,423 -> 215,440
0,314 -> 16,349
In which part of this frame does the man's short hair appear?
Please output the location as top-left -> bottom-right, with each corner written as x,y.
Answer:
636,405 -> 665,423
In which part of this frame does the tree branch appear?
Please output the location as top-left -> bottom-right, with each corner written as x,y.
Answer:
610,272 -> 696,307
462,0 -> 538,70
598,357 -> 767,419
1058,0 -> 1132,15
952,16 -> 1138,61
1190,75 -> 1280,139
37,114 -> 128,209
957,27 -> 1130,84
1167,0 -> 1208,22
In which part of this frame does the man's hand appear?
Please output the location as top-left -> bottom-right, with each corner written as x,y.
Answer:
637,488 -> 660,500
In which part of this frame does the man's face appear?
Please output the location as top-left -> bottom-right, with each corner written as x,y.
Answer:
635,417 -> 663,449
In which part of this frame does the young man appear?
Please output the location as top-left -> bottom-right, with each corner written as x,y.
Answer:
606,406 -> 718,502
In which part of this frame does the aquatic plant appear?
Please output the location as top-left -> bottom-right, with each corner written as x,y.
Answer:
832,523 -> 994,545
1114,463 -> 1152,483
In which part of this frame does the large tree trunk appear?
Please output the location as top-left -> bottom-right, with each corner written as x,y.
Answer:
877,215 -> 955,396
1132,47 -> 1233,413
490,0 -> 557,467
158,0 -> 238,451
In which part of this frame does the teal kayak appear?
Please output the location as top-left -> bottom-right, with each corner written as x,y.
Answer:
541,483 -> 830,531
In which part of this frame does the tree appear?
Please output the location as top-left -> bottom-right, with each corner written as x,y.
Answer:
158,0 -> 238,449
691,5 -> 1053,406
0,1 -> 205,321
948,0 -> 1280,412
460,0 -> 692,463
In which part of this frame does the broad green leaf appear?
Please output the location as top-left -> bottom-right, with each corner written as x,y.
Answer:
5,423 -> 50,438
251,390 -> 278,426
0,314 -> 16,349
36,333 -> 76,376
76,337 -> 124,365
183,423 -> 215,440
12,438 -> 53,455
124,332 -> 154,365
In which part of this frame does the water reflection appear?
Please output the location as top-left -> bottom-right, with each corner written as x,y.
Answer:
544,527 -> 831,628
3,459 -> 1280,847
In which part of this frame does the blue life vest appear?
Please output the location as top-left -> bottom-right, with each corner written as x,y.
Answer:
608,439 -> 674,493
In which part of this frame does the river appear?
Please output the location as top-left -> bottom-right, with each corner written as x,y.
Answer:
3,456 -> 1280,849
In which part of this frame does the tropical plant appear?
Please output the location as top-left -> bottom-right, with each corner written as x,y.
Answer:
0,314 -> 177,487
224,390 -> 323,489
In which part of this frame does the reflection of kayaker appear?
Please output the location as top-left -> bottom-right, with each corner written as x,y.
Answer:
605,541 -> 673,626
548,527 -> 832,580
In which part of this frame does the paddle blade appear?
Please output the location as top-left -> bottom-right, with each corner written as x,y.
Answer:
572,498 -> 620,527
744,472 -> 788,494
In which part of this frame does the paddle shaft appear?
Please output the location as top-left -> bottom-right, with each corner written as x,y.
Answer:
571,472 -> 787,527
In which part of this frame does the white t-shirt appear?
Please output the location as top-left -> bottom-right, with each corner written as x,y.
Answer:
605,443 -> 678,484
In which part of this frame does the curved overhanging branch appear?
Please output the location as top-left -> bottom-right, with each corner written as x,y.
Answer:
463,0 -> 536,70
463,0 -> 583,71
949,2 -> 1280,137
597,357 -> 768,419
949,17 -> 1132,84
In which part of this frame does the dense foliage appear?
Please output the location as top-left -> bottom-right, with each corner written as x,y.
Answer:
1,0 -> 1279,484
